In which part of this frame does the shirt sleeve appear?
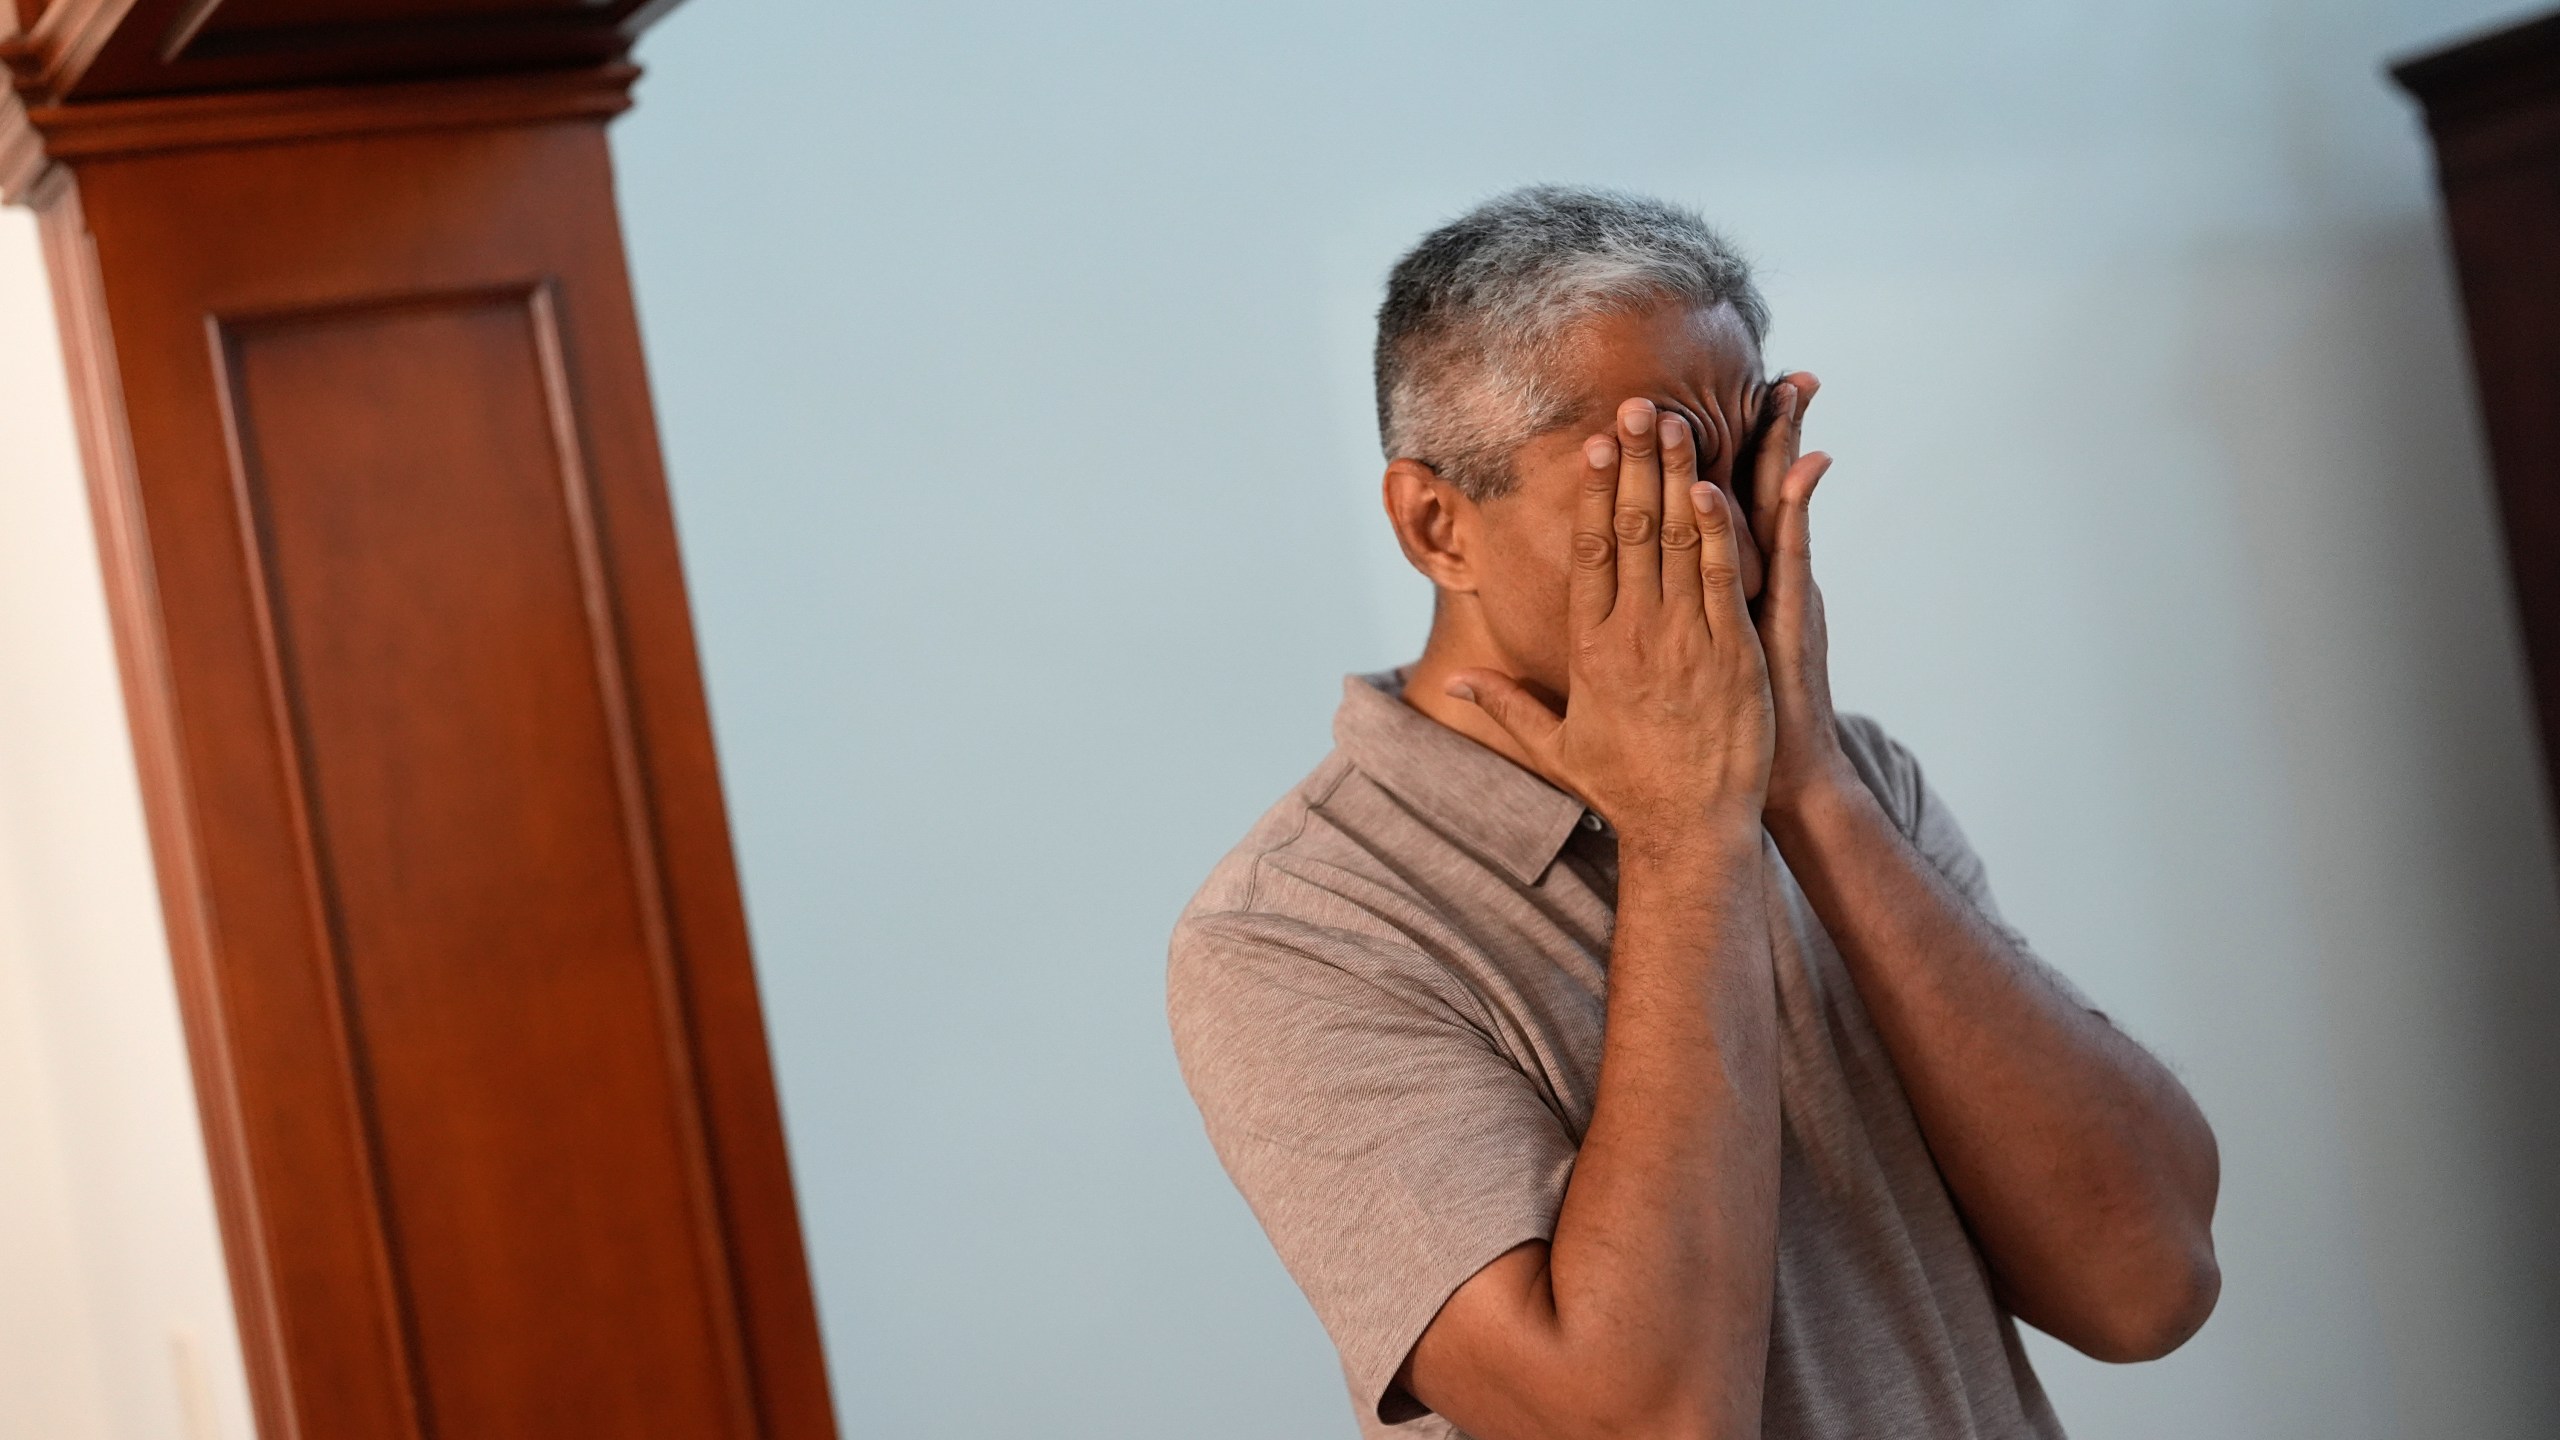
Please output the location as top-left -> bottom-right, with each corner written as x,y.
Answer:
1835,713 -> 2104,1015
1166,906 -> 1577,1428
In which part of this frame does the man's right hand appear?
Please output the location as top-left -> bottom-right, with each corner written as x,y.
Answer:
1449,396 -> 1777,852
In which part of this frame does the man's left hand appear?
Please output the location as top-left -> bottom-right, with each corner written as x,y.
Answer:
1746,372 -> 1851,818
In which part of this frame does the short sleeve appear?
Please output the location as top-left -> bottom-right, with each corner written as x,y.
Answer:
1835,713 -> 2104,1015
1166,908 -> 1577,1427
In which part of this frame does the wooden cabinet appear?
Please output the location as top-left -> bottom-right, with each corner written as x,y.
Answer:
2397,11 -> 2560,835
1,7 -> 837,1439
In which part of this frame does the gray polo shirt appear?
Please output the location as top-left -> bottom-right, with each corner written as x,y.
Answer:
1166,670 -> 2071,1439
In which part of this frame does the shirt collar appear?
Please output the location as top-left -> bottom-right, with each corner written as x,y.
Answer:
1332,668 -> 1592,887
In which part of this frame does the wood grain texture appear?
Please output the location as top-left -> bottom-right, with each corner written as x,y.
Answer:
210,283 -> 764,1440
2,0 -> 678,102
2,61 -> 634,201
2396,9 -> 2560,843
7,37 -> 836,1440
0,0 -> 138,100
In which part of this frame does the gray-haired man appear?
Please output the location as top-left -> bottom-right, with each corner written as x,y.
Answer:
1166,187 -> 2219,1440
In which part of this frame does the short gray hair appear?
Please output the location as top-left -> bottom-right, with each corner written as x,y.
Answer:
1374,185 -> 1770,501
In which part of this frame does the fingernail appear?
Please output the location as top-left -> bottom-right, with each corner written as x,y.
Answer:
1446,681 -> 1477,702
1623,403 -> 1654,435
1659,413 -> 1687,445
1584,436 -> 1614,468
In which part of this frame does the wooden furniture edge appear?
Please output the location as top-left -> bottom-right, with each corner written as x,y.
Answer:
0,0 -> 137,101
1,60 -> 637,203
29,168 -> 305,1438
2390,9 -> 2560,178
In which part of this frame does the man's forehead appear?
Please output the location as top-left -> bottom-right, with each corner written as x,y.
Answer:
1580,301 -> 1758,378
1554,302 -> 1765,422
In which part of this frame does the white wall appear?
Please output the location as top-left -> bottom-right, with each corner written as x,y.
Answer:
0,211 -> 252,1440
615,2 -> 2560,1436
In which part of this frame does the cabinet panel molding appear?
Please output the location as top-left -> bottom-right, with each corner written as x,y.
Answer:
2,9 -> 839,1438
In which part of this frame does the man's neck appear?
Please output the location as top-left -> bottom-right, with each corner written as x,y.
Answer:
1400,603 -> 1552,782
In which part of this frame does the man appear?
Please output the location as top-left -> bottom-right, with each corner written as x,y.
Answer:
1165,187 -> 2219,1440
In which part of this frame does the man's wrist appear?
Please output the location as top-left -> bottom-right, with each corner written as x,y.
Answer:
1762,757 -> 1875,850
1616,809 -> 1766,874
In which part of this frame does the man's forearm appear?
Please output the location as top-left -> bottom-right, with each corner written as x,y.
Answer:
1403,825 -> 1783,1440
1766,776 -> 2220,1361
1550,829 -> 1783,1432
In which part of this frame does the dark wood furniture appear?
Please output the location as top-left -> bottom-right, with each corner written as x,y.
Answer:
0,6 -> 838,1439
2397,10 -> 2560,833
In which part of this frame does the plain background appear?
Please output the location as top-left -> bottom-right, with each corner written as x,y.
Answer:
616,1 -> 2560,1437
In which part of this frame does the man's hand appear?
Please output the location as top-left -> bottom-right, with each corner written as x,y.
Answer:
1743,373 -> 1854,819
1449,397 -> 1774,851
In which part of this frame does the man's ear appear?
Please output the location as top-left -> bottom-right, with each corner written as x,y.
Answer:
1382,457 -> 1477,593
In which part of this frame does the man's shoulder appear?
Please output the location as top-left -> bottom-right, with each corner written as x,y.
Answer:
1165,747 -> 1460,1030
1175,746 -> 1361,924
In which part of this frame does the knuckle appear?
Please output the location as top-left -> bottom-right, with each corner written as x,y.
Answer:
1571,531 -> 1615,569
1659,521 -> 1701,551
1612,509 -> 1658,545
1701,562 -> 1738,591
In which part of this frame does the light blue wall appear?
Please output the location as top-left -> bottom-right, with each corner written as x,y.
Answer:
617,3 -> 2560,1435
